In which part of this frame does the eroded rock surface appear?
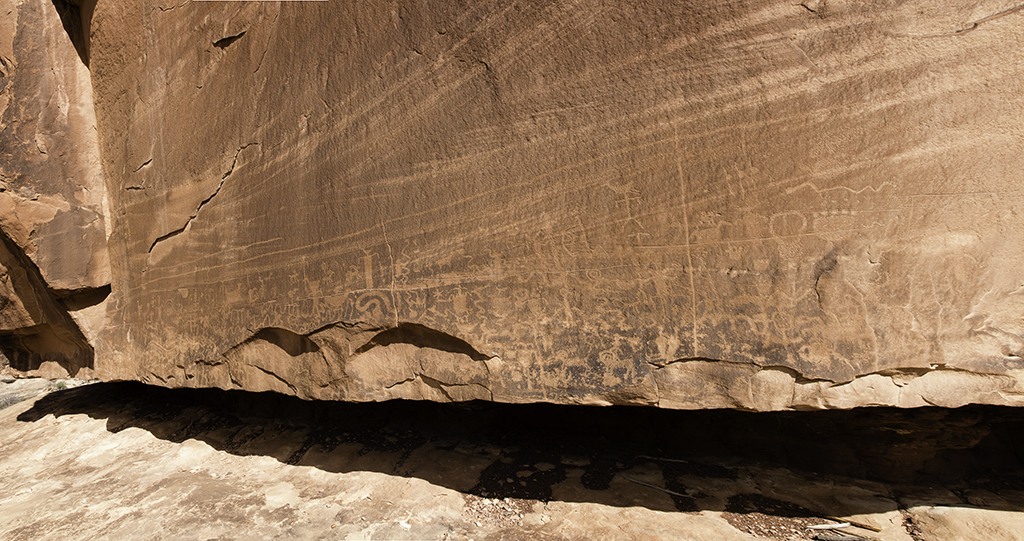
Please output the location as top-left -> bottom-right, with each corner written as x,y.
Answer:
4,0 -> 1024,409
0,0 -> 107,377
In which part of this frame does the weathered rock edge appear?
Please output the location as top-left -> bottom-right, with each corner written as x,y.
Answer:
142,320 -> 1024,411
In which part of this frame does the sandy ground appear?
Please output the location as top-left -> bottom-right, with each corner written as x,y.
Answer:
2,381 -> 1024,540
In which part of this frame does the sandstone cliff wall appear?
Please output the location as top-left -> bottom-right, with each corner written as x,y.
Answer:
0,0 -> 107,378
4,0 -> 1024,410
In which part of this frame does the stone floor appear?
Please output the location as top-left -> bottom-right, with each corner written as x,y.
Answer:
2,382 -> 1024,540
0,376 -> 91,409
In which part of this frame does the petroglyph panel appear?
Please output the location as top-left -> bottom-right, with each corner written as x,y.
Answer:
65,0 -> 1024,408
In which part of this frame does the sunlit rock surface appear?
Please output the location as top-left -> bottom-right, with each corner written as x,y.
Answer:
4,0 -> 1024,409
0,0 -> 108,378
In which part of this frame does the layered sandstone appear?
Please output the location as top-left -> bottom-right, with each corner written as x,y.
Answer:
0,0 -> 107,377
3,0 -> 1024,410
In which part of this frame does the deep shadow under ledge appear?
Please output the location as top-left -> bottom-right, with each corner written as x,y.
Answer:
16,382 -> 1024,517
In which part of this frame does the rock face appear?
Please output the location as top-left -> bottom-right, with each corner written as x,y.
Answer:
0,0 -> 108,378
4,0 -> 1024,409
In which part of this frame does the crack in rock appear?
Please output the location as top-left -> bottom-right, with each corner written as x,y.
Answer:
649,356 -> 1020,411
253,10 -> 280,74
131,158 -> 152,174
894,3 -> 1024,38
250,364 -> 298,395
213,31 -> 246,49
148,143 -> 258,254
146,179 -> 225,253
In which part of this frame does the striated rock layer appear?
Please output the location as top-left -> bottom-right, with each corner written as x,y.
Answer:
4,0 -> 1024,410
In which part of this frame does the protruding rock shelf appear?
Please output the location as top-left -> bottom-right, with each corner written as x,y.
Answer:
3,0 -> 1024,410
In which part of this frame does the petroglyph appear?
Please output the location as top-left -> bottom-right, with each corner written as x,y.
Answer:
4,0 -> 1024,410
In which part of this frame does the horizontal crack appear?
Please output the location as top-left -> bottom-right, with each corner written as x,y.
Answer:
647,356 -> 1009,388
384,376 -> 417,390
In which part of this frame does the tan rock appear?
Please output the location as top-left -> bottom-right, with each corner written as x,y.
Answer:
0,0 -> 107,377
0,231 -> 92,378
0,0 -> 110,291
7,0 -> 1024,408
909,506 -> 1024,541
